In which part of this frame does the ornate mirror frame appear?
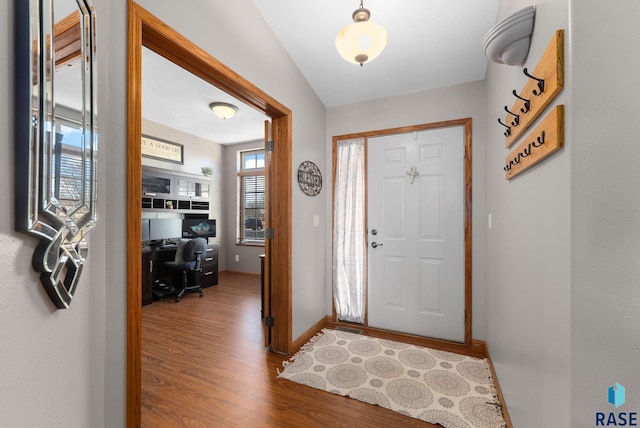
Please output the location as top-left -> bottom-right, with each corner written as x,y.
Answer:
15,0 -> 98,309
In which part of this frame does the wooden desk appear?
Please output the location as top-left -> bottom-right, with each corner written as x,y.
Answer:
142,243 -> 219,305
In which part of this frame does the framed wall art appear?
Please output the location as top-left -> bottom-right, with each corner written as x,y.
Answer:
142,134 -> 184,164
297,161 -> 322,196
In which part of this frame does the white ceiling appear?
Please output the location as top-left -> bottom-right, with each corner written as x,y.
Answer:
141,1 -> 501,145
142,48 -> 269,145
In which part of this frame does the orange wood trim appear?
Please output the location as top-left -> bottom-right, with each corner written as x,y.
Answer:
53,12 -> 82,67
263,120 -> 272,348
480,342 -> 514,427
324,318 -> 486,359
134,6 -> 290,119
331,117 -> 474,345
333,119 -> 471,141
269,114 -> 293,354
331,138 -> 338,322
127,3 -> 293,426
290,316 -> 328,353
463,118 -> 473,345
126,2 -> 143,427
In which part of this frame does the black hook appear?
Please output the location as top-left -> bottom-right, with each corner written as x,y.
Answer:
512,89 -> 531,113
504,106 -> 520,127
497,118 -> 511,137
532,130 -> 546,147
523,68 -> 545,96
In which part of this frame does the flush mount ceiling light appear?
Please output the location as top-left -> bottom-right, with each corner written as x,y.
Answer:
335,0 -> 388,66
209,102 -> 238,120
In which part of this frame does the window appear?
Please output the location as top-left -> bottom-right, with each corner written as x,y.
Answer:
238,149 -> 265,244
52,117 -> 95,211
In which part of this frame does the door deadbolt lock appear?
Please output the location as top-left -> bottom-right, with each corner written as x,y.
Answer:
371,229 -> 378,236
371,242 -> 383,248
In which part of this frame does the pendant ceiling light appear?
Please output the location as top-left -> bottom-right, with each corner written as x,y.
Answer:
335,0 -> 388,66
209,102 -> 238,120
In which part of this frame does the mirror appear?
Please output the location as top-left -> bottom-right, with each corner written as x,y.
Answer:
15,0 -> 97,309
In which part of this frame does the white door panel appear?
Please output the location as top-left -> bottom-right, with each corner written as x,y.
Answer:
368,127 -> 465,342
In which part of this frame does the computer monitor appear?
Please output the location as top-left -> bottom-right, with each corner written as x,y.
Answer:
182,218 -> 216,239
141,219 -> 150,242
148,219 -> 183,242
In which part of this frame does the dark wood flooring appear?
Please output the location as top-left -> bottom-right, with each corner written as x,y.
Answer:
142,271 -> 439,427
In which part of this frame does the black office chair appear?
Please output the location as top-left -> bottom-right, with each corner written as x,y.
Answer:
163,237 -> 208,302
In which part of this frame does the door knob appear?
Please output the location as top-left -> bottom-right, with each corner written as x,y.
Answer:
371,242 -> 383,248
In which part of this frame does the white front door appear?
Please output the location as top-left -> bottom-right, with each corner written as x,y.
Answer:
367,126 -> 465,342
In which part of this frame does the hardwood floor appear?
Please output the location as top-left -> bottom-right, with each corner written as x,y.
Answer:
142,271 -> 440,427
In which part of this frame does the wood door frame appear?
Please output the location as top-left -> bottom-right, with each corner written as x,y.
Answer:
127,3 -> 292,426
331,118 -> 473,345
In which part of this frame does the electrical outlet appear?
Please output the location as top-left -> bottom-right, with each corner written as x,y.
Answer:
235,254 -> 240,262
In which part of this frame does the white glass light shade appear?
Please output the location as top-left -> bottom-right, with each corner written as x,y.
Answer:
209,102 -> 238,120
335,20 -> 388,65
482,5 -> 536,66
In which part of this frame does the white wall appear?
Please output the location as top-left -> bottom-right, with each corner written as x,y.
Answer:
0,0 -> 127,427
570,1 -> 640,426
141,119 -> 223,252
2,0 -> 328,425
484,1 -> 571,426
135,0 -> 328,341
326,80 -> 488,340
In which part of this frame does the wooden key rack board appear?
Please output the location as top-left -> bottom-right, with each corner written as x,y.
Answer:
504,105 -> 564,180
499,29 -> 565,180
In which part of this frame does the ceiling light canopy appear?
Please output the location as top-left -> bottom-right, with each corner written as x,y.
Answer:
335,1 -> 388,66
209,102 -> 238,120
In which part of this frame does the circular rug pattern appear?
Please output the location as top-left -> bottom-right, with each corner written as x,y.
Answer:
418,409 -> 471,428
398,349 -> 437,370
364,356 -> 404,379
289,372 -> 327,390
314,345 -> 350,365
313,331 -> 336,346
386,378 -> 434,409
459,396 -> 505,428
430,349 -> 468,361
326,364 -> 368,389
379,339 -> 411,349
349,388 -> 391,408
278,330 -> 505,428
457,361 -> 491,384
282,354 -> 313,373
348,339 -> 382,356
335,330 -> 362,340
424,369 -> 471,397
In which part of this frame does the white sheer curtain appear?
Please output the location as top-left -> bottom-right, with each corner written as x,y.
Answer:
333,138 -> 365,323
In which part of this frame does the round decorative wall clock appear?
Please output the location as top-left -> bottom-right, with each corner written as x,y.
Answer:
297,161 -> 322,196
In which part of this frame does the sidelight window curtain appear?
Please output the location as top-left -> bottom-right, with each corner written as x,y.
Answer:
333,138 -> 365,324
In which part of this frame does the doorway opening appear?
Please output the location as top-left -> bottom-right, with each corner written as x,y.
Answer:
127,3 -> 292,426
331,119 -> 473,345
